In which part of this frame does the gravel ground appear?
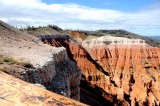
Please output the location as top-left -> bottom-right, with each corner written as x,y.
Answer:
0,20 -> 62,67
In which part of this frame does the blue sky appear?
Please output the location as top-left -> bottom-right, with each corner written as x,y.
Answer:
43,0 -> 157,12
0,0 -> 159,36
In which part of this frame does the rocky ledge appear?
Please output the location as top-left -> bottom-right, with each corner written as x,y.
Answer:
0,72 -> 86,106
0,20 -> 82,103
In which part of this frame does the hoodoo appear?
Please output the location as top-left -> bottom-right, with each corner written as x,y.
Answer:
82,35 -> 160,105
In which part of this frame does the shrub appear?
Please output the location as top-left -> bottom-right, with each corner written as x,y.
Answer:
0,58 -> 3,64
26,26 -> 37,31
0,56 -> 33,68
19,61 -> 33,68
3,56 -> 18,64
48,24 -> 62,31
0,67 -> 7,72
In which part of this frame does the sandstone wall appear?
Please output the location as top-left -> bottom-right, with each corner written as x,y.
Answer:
82,35 -> 146,49
82,38 -> 160,106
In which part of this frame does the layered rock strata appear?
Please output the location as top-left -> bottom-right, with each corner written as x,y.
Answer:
82,36 -> 160,106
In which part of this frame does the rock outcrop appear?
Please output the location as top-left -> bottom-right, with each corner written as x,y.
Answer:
0,72 -> 86,106
82,35 -> 146,49
0,20 -> 82,102
47,59 -> 82,101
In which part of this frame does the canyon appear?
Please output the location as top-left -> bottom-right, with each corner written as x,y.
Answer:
39,30 -> 160,106
82,36 -> 160,105
1,20 -> 160,106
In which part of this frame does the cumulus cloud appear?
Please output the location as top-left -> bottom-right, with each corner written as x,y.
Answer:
0,0 -> 159,35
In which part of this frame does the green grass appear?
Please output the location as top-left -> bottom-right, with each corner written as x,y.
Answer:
0,56 -> 33,68
0,58 -> 3,64
3,56 -> 19,64
0,67 -> 7,72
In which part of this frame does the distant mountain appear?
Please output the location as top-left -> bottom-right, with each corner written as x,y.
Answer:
148,36 -> 160,40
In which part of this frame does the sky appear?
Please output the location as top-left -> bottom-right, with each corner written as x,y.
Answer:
0,0 -> 160,36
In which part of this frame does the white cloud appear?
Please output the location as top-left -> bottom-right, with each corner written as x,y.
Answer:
0,0 -> 159,35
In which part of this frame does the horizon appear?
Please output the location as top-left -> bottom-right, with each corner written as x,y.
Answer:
0,0 -> 159,36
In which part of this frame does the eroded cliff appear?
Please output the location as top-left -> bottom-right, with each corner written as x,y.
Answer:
82,36 -> 160,106
23,26 -> 160,105
39,35 -> 127,105
0,20 -> 82,105
39,33 -> 160,106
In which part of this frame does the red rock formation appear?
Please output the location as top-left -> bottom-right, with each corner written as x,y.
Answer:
85,44 -> 160,106
40,35 -> 128,105
42,34 -> 160,105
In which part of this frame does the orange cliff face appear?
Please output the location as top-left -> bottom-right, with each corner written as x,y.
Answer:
40,35 -> 129,105
82,36 -> 160,105
90,45 -> 160,104
40,35 -> 160,105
